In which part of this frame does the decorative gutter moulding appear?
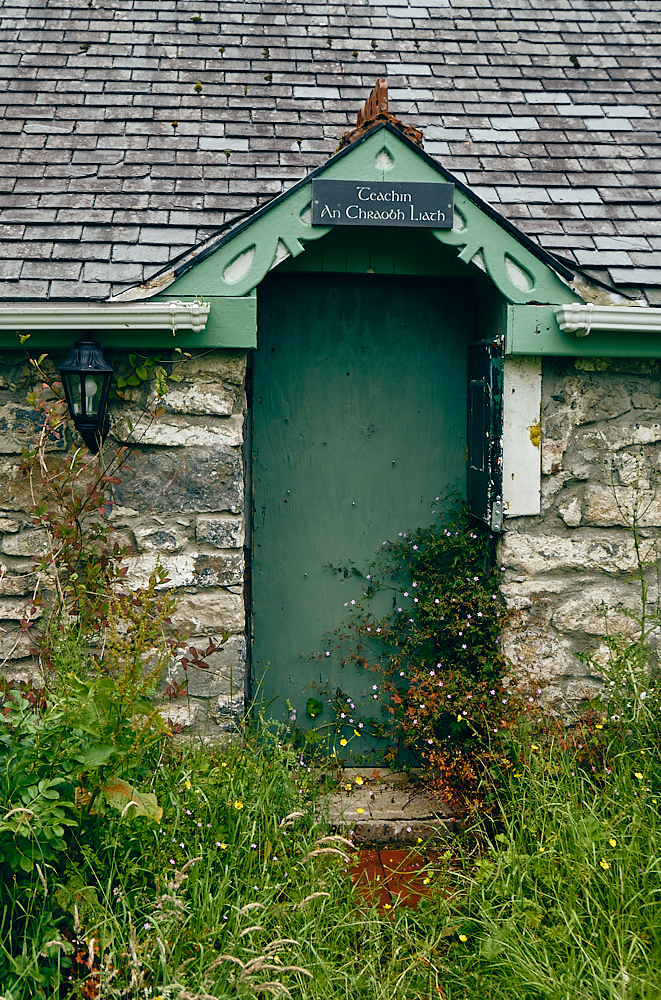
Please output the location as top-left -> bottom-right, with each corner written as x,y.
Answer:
555,303 -> 661,337
0,300 -> 211,333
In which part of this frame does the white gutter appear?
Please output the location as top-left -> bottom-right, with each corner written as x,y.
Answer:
555,303 -> 661,338
0,300 -> 211,333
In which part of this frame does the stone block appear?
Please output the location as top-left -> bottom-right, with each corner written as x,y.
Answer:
552,587 -> 640,637
573,358 -> 659,376
500,575 -> 578,606
0,404 -> 45,454
0,597 -> 41,620
0,517 -> 20,533
184,350 -> 247,386
541,374 -> 631,474
0,564 -> 36,596
599,418 -> 661,452
113,412 -> 243,449
501,626 -> 578,683
133,523 -> 189,553
1,529 -> 49,558
194,551 -> 243,587
565,678 -> 604,703
0,631 -> 36,661
124,552 -> 196,589
612,451 -> 647,487
112,445 -> 243,515
164,634 -> 245,699
161,382 -> 239,417
583,484 -> 661,527
196,514 -> 245,549
541,471 -> 572,511
214,690 -> 245,728
0,460 -> 44,511
160,701 -> 203,730
170,590 -> 244,634
557,496 -> 582,526
0,658 -> 44,687
499,530 -> 638,576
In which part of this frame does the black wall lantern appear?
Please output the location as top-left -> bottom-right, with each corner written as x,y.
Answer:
58,339 -> 115,454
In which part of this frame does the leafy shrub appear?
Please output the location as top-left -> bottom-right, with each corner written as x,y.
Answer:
323,496 -> 530,818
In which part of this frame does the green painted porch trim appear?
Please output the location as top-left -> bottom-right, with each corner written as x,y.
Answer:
149,294 -> 256,348
507,304 -> 661,357
165,128 -> 578,308
0,295 -> 256,351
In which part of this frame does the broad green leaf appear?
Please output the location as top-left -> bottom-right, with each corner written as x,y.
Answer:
74,745 -> 118,768
95,779 -> 162,823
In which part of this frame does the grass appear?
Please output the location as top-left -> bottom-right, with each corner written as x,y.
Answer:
440,725 -> 661,1000
2,698 -> 661,999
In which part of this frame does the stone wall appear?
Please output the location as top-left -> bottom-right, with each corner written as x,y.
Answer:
499,356 -> 661,710
3,346 -> 661,727
0,348 -> 249,738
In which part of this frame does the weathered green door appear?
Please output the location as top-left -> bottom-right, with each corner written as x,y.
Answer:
251,272 -> 473,736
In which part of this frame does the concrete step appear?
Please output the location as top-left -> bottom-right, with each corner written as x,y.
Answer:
319,767 -> 458,845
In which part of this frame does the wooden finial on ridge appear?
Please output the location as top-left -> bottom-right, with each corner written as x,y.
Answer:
337,78 -> 424,151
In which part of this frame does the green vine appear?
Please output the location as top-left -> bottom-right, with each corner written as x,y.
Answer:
112,347 -> 192,399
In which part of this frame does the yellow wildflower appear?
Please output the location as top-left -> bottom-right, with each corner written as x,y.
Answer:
339,738 -> 348,747
357,808 -> 365,815
233,799 -> 244,810
384,903 -> 391,910
423,877 -> 431,885
184,779 -> 191,790
458,934 -> 467,942
355,776 -> 364,786
595,724 -> 603,730
635,772 -> 644,780
599,859 -> 610,871
609,837 -> 617,847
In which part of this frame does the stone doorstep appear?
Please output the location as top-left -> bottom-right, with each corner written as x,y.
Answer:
319,768 -> 458,846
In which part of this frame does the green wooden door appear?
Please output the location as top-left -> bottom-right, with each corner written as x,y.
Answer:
252,272 -> 474,740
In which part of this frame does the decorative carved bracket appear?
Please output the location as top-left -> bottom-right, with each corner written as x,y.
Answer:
167,129 -> 574,307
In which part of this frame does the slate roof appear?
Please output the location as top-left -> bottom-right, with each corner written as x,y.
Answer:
1,0 -> 660,303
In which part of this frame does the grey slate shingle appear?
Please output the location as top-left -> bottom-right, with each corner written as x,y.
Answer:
0,0 -> 660,300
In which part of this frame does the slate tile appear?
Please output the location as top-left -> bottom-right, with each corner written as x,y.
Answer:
0,260 -> 23,279
49,279 -> 111,297
0,241 -> 54,259
51,242 -> 110,261
610,267 -> 661,285
22,259 -> 82,280
0,279 -> 49,297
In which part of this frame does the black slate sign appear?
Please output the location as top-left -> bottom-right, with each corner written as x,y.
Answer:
311,179 -> 454,229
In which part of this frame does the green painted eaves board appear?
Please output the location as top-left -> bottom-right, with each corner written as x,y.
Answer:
508,304 -> 661,357
0,295 -> 256,351
165,125 -> 577,308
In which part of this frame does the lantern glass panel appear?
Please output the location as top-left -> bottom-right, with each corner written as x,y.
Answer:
62,372 -> 83,416
84,374 -> 101,416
